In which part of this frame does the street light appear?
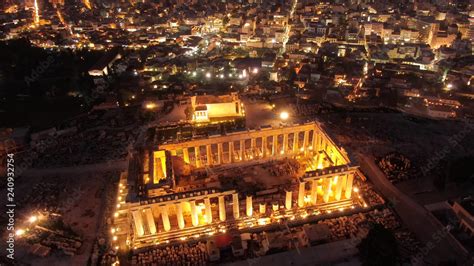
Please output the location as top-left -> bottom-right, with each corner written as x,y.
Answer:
28,215 -> 37,223
280,111 -> 289,120
16,229 -> 25,236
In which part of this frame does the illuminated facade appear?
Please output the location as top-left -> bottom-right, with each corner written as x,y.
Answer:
191,93 -> 244,123
112,122 -> 366,250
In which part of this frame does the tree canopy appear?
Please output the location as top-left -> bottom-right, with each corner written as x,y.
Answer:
358,223 -> 399,266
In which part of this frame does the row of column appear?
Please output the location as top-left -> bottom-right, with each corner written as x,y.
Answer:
132,174 -> 354,237
180,130 -> 320,167
284,173 -> 355,211
132,193 -> 252,236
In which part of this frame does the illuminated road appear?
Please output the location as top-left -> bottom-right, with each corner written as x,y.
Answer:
280,0 -> 298,56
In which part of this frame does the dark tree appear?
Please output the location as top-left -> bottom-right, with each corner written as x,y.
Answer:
358,223 -> 399,266
447,156 -> 474,183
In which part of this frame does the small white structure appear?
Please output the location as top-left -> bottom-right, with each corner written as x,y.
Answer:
191,93 -> 245,123
206,239 -> 220,262
427,105 -> 456,119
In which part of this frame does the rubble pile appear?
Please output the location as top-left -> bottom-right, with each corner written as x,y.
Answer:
319,209 -> 401,241
395,230 -> 422,257
132,242 -> 209,265
267,159 -> 301,177
378,152 -> 412,183
22,182 -> 61,212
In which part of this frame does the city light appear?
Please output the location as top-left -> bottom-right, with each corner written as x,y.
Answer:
83,0 -> 92,10
280,111 -> 289,120
33,0 -> 40,25
444,83 -> 453,91
145,103 -> 156,109
28,215 -> 37,223
16,229 -> 25,236
7,0 -> 460,263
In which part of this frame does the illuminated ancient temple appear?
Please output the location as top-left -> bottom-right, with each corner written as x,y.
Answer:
112,122 -> 365,250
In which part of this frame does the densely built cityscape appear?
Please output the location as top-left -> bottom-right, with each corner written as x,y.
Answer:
0,0 -> 473,265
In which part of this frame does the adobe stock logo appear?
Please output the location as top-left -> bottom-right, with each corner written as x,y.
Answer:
24,55 -> 55,87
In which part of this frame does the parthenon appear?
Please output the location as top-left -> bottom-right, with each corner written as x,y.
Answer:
113,122 -> 364,249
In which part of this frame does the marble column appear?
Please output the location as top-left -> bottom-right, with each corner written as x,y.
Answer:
190,200 -> 199,227
217,143 -> 223,164
341,175 -> 347,193
272,135 -> 278,155
183,148 -> 190,164
323,178 -> 331,203
218,196 -> 226,222
239,140 -> 244,161
251,138 -> 256,158
345,173 -> 354,199
132,210 -> 145,237
272,202 -> 279,211
229,141 -> 234,163
232,193 -> 240,219
204,198 -> 212,224
206,145 -> 212,166
176,203 -> 185,229
246,196 -> 253,217
310,180 -> 318,205
312,130 -> 318,151
335,175 -> 344,201
161,205 -> 171,232
262,136 -> 267,157
293,132 -> 299,153
195,146 -> 201,168
303,131 -> 309,155
317,152 -> 325,169
285,190 -> 292,210
144,208 -> 157,235
298,182 -> 306,207
317,132 -> 323,151
283,134 -> 288,154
